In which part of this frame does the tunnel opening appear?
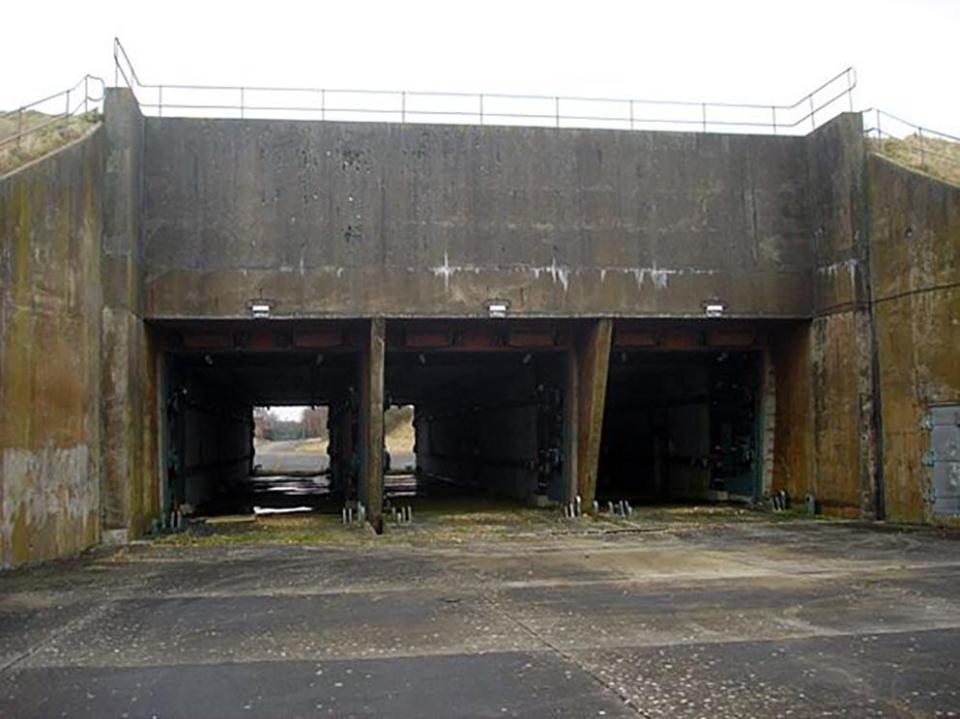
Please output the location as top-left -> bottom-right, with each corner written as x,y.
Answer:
252,405 -> 329,475
385,334 -> 569,510
162,340 -> 362,517
598,349 -> 763,505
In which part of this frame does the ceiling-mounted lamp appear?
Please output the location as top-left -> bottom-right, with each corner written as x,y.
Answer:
486,299 -> 510,319
703,300 -> 726,318
249,299 -> 273,319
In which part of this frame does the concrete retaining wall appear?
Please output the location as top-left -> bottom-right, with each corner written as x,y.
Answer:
867,155 -> 960,522
0,128 -> 105,568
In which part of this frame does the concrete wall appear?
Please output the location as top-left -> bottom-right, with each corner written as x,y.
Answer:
770,323 -> 816,500
142,119 -> 813,320
101,89 -> 160,538
0,128 -> 104,568
866,154 -> 960,522
805,114 -> 879,517
179,388 -> 251,510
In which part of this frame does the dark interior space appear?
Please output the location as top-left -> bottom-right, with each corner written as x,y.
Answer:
386,350 -> 567,505
598,350 -> 761,503
164,350 -> 359,515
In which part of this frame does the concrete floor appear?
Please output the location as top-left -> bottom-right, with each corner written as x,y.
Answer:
1,511 -> 959,718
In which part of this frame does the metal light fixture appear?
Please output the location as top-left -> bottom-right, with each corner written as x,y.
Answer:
249,299 -> 273,318
486,299 -> 510,318
703,300 -> 726,318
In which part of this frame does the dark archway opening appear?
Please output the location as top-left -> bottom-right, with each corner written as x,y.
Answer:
598,350 -> 762,504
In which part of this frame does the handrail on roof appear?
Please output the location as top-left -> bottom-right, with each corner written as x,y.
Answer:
111,37 -> 857,135
0,75 -> 105,150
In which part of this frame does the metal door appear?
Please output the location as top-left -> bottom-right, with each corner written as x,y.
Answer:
929,405 -> 960,516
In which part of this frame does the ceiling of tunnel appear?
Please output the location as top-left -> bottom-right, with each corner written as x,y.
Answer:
173,351 -> 356,406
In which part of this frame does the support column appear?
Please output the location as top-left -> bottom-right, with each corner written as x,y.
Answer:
562,349 -> 579,503
359,318 -> 386,533
101,87 -> 157,540
576,319 -> 613,506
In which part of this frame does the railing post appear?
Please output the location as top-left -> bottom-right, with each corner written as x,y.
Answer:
479,94 -> 484,125
555,96 -> 560,129
876,109 -> 881,141
771,106 -> 777,135
809,95 -> 815,130
321,89 -> 326,121
159,85 -> 163,118
847,68 -> 854,112
16,108 -> 22,147
240,87 -> 245,119
918,127 -> 926,168
701,102 -> 707,133
84,76 -> 89,114
629,99 -> 634,130
65,89 -> 71,117
401,91 -> 406,123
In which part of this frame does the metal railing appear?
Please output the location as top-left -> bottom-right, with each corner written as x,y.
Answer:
0,75 -> 105,149
864,109 -> 960,179
114,37 -> 856,135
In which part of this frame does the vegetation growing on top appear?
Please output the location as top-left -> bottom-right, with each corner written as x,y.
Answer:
0,110 -> 100,175
870,134 -> 960,187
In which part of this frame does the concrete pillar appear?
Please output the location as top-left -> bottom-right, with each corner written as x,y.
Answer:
575,319 -> 613,506
562,349 -> 579,503
101,87 -> 156,539
359,318 -> 386,532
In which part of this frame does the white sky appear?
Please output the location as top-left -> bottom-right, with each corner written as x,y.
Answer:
3,0 -> 958,133
264,406 -> 308,421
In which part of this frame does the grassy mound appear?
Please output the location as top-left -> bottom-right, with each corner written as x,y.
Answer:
0,110 -> 100,175
870,133 -> 960,187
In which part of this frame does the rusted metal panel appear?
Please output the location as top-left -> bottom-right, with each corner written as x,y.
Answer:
404,331 -> 452,348
614,329 -> 658,347
182,333 -> 232,349
507,329 -> 556,348
660,330 -> 701,351
706,328 -> 757,347
294,329 -> 343,349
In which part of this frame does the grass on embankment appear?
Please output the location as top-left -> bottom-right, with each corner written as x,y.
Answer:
0,110 -> 100,175
870,134 -> 960,187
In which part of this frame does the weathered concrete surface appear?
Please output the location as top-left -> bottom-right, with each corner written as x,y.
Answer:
1,517 -> 959,717
142,119 -> 813,319
0,127 -> 104,568
806,114 -> 879,518
770,323 -> 816,500
867,154 -> 960,523
360,318 -> 386,530
100,88 -> 160,537
576,320 -> 612,505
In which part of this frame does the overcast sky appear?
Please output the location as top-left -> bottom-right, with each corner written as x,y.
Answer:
3,0 -> 959,135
